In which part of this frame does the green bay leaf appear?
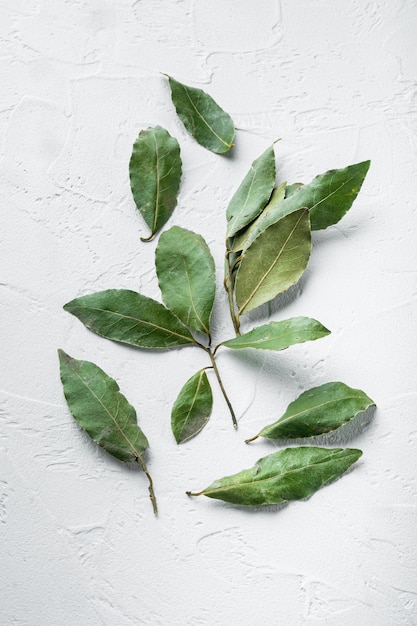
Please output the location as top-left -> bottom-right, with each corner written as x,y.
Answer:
222,317 -> 330,351
253,382 -> 375,440
171,370 -> 213,444
64,289 -> 195,349
243,161 -> 370,249
155,226 -> 215,334
129,126 -> 182,241
59,350 -> 157,513
235,208 -> 312,315
167,75 -> 234,154
187,446 -> 362,506
226,145 -> 277,238
59,350 -> 149,462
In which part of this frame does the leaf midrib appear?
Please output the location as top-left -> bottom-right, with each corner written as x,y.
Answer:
179,371 -> 204,440
68,304 -> 195,344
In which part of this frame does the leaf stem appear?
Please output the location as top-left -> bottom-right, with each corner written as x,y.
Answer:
137,455 -> 158,515
244,433 -> 259,444
225,244 -> 241,336
206,348 -> 238,429
186,490 -> 203,497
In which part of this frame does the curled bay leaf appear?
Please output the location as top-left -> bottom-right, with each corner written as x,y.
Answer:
166,75 -> 234,154
58,350 -> 157,514
156,226 -> 215,335
248,382 -> 375,441
129,125 -> 182,241
222,317 -> 330,351
64,289 -> 196,349
235,208 -> 312,315
226,145 -> 277,238
171,370 -> 213,444
187,446 -> 362,506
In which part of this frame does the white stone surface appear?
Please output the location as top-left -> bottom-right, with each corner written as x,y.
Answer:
1,1 -> 417,624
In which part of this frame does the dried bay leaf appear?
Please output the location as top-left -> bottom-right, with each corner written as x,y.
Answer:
235,208 -> 311,315
248,382 -> 375,441
167,75 -> 234,154
171,370 -> 213,444
187,446 -> 362,506
129,125 -> 182,241
156,226 -> 215,335
226,145 -> 277,238
58,350 -> 157,513
64,289 -> 196,349
222,317 -> 330,351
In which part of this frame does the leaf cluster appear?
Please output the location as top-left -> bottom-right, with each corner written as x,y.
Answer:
59,76 -> 374,515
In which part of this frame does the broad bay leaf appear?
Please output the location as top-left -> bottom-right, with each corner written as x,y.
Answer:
235,209 -> 311,315
285,182 -> 303,198
58,350 -> 149,462
64,289 -> 195,349
156,226 -> 215,334
226,145 -> 277,238
171,370 -> 213,444
251,382 -> 375,441
230,182 -> 286,253
129,125 -> 182,241
58,350 -> 157,513
187,446 -> 362,506
222,317 -> 330,351
243,161 -> 371,249
167,75 -> 234,154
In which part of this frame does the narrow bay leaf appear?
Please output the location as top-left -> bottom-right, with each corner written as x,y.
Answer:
250,382 -> 375,441
222,317 -> 330,351
58,350 -> 157,513
226,145 -> 277,238
156,226 -> 215,334
235,209 -> 311,315
243,160 -> 371,250
64,289 -> 195,349
171,370 -> 213,444
187,446 -> 362,506
129,125 -> 182,241
167,75 -> 234,154
230,182 -> 286,253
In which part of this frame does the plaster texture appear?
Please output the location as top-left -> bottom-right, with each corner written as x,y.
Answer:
1,1 -> 417,624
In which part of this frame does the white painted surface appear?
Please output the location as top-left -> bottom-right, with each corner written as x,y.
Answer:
1,1 -> 417,624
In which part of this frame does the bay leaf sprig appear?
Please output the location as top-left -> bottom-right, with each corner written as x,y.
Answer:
58,350 -> 157,514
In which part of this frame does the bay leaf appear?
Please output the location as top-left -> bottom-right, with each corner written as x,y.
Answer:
64,289 -> 196,349
167,75 -> 234,154
243,160 -> 370,249
58,350 -> 157,513
171,370 -> 213,444
155,226 -> 215,334
235,209 -> 311,315
285,182 -> 303,198
251,382 -> 375,441
129,126 -> 182,241
187,446 -> 362,506
229,182 -> 286,253
222,317 -> 330,351
226,145 -> 277,238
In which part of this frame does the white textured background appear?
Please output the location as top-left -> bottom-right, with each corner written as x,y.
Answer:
1,1 -> 417,624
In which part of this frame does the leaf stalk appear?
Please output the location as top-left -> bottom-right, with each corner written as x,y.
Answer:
137,455 -> 158,515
